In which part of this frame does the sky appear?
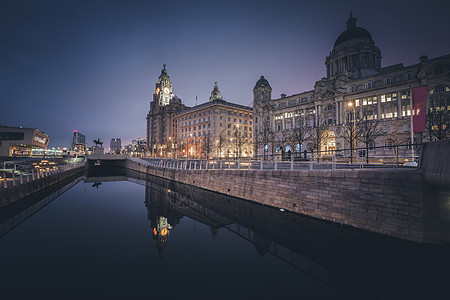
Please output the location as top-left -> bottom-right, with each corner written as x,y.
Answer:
1,0 -> 450,148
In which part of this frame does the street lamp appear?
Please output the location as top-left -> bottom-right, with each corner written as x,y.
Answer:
348,102 -> 356,163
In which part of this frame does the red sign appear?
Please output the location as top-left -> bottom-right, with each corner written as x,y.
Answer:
412,86 -> 427,132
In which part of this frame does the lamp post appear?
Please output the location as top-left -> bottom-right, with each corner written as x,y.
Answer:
348,102 -> 356,163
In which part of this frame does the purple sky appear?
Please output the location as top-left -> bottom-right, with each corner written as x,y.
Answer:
1,0 -> 450,148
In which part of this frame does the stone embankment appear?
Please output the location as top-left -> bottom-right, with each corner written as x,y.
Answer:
126,157 -> 449,245
0,164 -> 86,207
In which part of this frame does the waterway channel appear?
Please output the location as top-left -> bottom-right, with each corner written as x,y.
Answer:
0,168 -> 449,299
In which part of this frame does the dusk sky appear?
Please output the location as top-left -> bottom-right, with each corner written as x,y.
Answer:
1,0 -> 450,148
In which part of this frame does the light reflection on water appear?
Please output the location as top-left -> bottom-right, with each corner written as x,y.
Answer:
0,170 -> 449,300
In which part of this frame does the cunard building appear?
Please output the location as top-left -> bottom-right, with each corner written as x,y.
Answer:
146,65 -> 187,158
253,13 -> 450,161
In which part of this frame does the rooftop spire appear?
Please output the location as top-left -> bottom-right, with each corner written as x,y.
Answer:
209,82 -> 222,102
346,11 -> 357,29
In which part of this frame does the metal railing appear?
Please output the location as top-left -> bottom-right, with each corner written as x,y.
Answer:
134,153 -> 419,172
0,159 -> 85,189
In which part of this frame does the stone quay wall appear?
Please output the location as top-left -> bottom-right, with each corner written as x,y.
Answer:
0,164 -> 87,207
126,158 -> 448,244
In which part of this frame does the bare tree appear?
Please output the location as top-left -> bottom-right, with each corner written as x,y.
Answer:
289,122 -> 312,160
342,113 -> 361,163
309,123 -> 331,162
215,129 -> 228,158
358,113 -> 383,163
426,108 -> 450,141
200,134 -> 212,159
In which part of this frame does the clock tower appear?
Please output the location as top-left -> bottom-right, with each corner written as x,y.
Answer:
154,64 -> 174,106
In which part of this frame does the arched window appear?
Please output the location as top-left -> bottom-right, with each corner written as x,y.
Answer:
385,77 -> 392,85
366,81 -> 373,89
404,72 -> 413,81
384,139 -> 394,150
350,85 -> 356,92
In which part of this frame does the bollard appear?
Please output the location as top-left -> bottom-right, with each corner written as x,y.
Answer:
194,161 -> 197,170
260,160 -> 263,170
228,161 -> 230,170
274,157 -> 277,170
20,172 -> 23,184
248,158 -> 251,170
220,160 -> 223,170
309,162 -> 313,170
237,158 -> 240,170
205,160 -> 208,170
290,156 -> 294,171
12,172 -> 16,186
332,155 -> 336,170
26,170 -> 29,182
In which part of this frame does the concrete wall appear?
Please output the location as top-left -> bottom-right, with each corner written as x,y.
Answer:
126,159 -> 449,244
420,139 -> 450,188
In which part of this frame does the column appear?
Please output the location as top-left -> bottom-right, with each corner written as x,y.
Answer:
397,90 -> 402,119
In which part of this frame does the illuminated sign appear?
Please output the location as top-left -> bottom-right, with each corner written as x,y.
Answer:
34,136 -> 47,144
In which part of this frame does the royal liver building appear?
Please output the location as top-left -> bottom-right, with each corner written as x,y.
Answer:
253,13 -> 450,162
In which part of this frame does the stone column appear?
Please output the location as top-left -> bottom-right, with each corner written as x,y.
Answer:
377,95 -> 381,120
397,91 -> 402,119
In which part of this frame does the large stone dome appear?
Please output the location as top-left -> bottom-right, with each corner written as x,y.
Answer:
334,13 -> 373,48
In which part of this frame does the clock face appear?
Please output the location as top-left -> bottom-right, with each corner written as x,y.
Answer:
156,87 -> 160,94
163,87 -> 170,94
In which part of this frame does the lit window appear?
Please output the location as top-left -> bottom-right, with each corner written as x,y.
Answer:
381,95 -> 386,102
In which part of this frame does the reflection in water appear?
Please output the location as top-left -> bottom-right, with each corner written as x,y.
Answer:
0,167 -> 449,299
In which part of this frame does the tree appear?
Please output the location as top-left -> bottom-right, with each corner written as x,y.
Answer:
342,112 -> 361,163
289,122 -> 312,160
232,127 -> 247,158
309,123 -> 331,162
200,134 -> 212,159
358,112 -> 383,163
426,108 -> 450,141
215,129 -> 228,158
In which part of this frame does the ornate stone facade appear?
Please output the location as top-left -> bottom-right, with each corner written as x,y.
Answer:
146,65 -> 187,158
176,83 -> 253,159
253,14 -> 450,162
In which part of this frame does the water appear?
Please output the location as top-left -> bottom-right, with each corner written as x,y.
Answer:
0,170 -> 449,299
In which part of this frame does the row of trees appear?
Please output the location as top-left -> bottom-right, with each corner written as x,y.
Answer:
255,108 -> 449,163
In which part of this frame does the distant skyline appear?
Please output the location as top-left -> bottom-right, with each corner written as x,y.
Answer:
1,0 -> 450,148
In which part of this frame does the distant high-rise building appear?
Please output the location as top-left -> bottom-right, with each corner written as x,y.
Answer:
132,138 -> 146,157
110,138 -> 121,154
71,130 -> 86,154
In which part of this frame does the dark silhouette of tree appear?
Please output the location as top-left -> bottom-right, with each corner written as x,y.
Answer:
358,112 -> 383,163
289,122 -> 312,160
309,123 -> 331,162
426,108 -> 450,141
342,113 -> 361,163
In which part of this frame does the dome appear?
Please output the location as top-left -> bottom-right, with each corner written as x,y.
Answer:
254,76 -> 271,89
334,13 -> 373,47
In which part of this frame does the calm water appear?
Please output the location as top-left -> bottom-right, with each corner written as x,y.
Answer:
0,170 -> 449,300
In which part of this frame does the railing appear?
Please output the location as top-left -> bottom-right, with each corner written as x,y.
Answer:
0,159 -> 85,189
134,154 -> 419,172
139,143 -> 424,171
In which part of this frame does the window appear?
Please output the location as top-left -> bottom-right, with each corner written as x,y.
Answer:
435,85 -> 445,93
385,139 -> 394,150
327,105 -> 333,111
405,72 -> 413,81
433,67 -> 443,76
385,77 -> 392,85
366,81 -> 373,89
350,85 -> 356,92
